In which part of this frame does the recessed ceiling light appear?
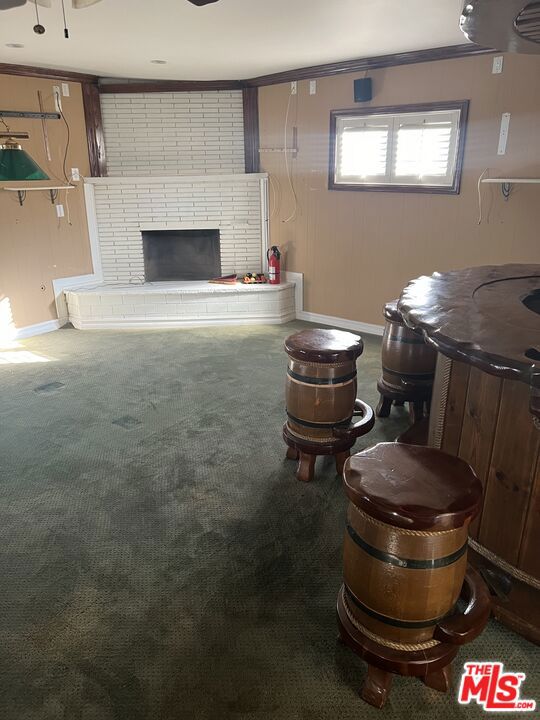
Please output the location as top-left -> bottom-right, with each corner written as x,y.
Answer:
150,59 -> 167,64
6,43 -> 24,48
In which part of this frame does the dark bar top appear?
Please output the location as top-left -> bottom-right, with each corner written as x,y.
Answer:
398,264 -> 540,419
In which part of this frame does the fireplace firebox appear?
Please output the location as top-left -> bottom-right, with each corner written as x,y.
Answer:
142,229 -> 221,282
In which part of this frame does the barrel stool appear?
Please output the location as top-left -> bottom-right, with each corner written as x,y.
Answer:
376,300 -> 437,422
283,328 -> 375,483
337,443 -> 490,709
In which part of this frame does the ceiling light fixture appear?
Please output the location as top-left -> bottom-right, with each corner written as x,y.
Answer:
5,42 -> 24,47
150,59 -> 167,64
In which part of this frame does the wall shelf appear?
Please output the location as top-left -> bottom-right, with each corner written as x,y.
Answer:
3,185 -> 73,206
481,178 -> 540,184
480,177 -> 540,202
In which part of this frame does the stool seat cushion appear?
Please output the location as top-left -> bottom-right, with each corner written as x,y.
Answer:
285,328 -> 363,364
343,443 -> 482,531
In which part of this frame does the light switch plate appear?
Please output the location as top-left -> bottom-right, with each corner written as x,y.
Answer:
291,81 -> 297,95
309,80 -> 316,95
61,82 -> 70,96
56,204 -> 65,218
492,56 -> 504,74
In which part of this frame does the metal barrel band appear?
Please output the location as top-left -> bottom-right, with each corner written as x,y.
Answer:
344,585 -> 450,629
287,368 -> 357,386
382,366 -> 435,381
350,503 -> 458,537
342,590 -> 440,651
286,411 -> 352,430
388,335 -> 426,345
346,524 -> 468,569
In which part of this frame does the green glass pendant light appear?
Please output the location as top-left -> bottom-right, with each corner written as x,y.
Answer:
0,134 -> 49,182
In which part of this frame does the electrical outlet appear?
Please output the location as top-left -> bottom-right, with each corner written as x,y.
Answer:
71,167 -> 80,181
309,80 -> 317,95
492,56 -> 504,74
56,204 -> 65,218
291,81 -> 297,95
497,113 -> 511,155
53,86 -> 62,112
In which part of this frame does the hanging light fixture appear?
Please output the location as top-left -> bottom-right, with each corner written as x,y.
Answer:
0,123 -> 49,181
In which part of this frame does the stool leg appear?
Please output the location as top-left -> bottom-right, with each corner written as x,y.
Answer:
393,399 -> 405,407
409,399 -> 425,424
422,663 -> 452,693
361,664 -> 393,709
286,446 -> 299,461
296,452 -> 316,483
335,450 -> 349,476
376,394 -> 393,417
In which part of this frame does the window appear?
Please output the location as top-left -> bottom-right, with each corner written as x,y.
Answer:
329,101 -> 468,194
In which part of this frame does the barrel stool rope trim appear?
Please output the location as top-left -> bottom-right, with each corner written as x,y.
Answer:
287,368 -> 357,386
469,537 -> 540,591
346,523 -> 468,569
286,411 -> 353,429
289,360 -> 353,370
344,585 -> 449,631
342,589 -> 441,651
350,504 -> 459,537
286,427 -> 336,443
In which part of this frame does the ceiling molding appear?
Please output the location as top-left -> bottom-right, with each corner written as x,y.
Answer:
0,44 -> 495,92
243,43 -> 496,87
99,80 -> 244,93
0,63 -> 98,83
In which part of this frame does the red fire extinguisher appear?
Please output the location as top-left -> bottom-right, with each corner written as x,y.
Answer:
267,245 -> 281,285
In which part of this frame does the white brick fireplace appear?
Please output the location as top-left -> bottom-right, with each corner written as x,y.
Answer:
59,173 -> 298,330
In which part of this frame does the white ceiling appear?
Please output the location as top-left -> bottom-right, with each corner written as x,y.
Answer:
0,0 -> 468,80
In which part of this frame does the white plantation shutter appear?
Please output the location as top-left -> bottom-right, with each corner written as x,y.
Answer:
335,116 -> 391,183
333,106 -> 463,189
392,110 -> 460,186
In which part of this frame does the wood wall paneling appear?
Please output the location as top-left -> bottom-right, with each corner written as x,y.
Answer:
258,53 -> 540,324
440,360 -> 470,456
478,379 -> 540,565
0,74 -> 93,328
518,450 -> 540,577
458,367 -> 503,537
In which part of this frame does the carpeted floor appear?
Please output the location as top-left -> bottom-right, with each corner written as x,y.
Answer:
0,321 -> 538,720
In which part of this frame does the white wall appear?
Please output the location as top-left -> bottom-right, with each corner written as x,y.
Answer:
101,91 -> 245,176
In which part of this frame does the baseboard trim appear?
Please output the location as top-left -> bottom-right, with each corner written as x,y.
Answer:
12,319 -> 63,340
296,310 -> 384,337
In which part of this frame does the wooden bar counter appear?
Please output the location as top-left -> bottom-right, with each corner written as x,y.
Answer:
399,264 -> 540,645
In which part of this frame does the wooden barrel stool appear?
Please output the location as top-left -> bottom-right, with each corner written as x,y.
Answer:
376,300 -> 437,422
283,328 -> 375,482
337,442 -> 490,709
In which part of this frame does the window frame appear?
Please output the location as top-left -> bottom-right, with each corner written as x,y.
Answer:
328,100 -> 469,195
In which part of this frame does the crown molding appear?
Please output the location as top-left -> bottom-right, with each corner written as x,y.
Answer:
243,43 -> 496,87
0,63 -> 98,83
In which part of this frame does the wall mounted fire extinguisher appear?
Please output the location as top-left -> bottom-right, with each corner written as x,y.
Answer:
267,245 -> 281,285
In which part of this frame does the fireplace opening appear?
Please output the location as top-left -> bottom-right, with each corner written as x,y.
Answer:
142,229 -> 221,282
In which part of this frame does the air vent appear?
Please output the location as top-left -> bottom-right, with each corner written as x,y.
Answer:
515,2 -> 540,43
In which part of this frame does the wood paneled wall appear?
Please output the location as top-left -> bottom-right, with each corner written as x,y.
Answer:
0,74 -> 92,329
258,53 -> 540,326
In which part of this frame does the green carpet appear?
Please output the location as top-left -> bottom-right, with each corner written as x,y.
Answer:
0,322 -> 538,720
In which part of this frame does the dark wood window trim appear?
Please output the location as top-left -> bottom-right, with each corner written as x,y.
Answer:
328,100 -> 469,195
